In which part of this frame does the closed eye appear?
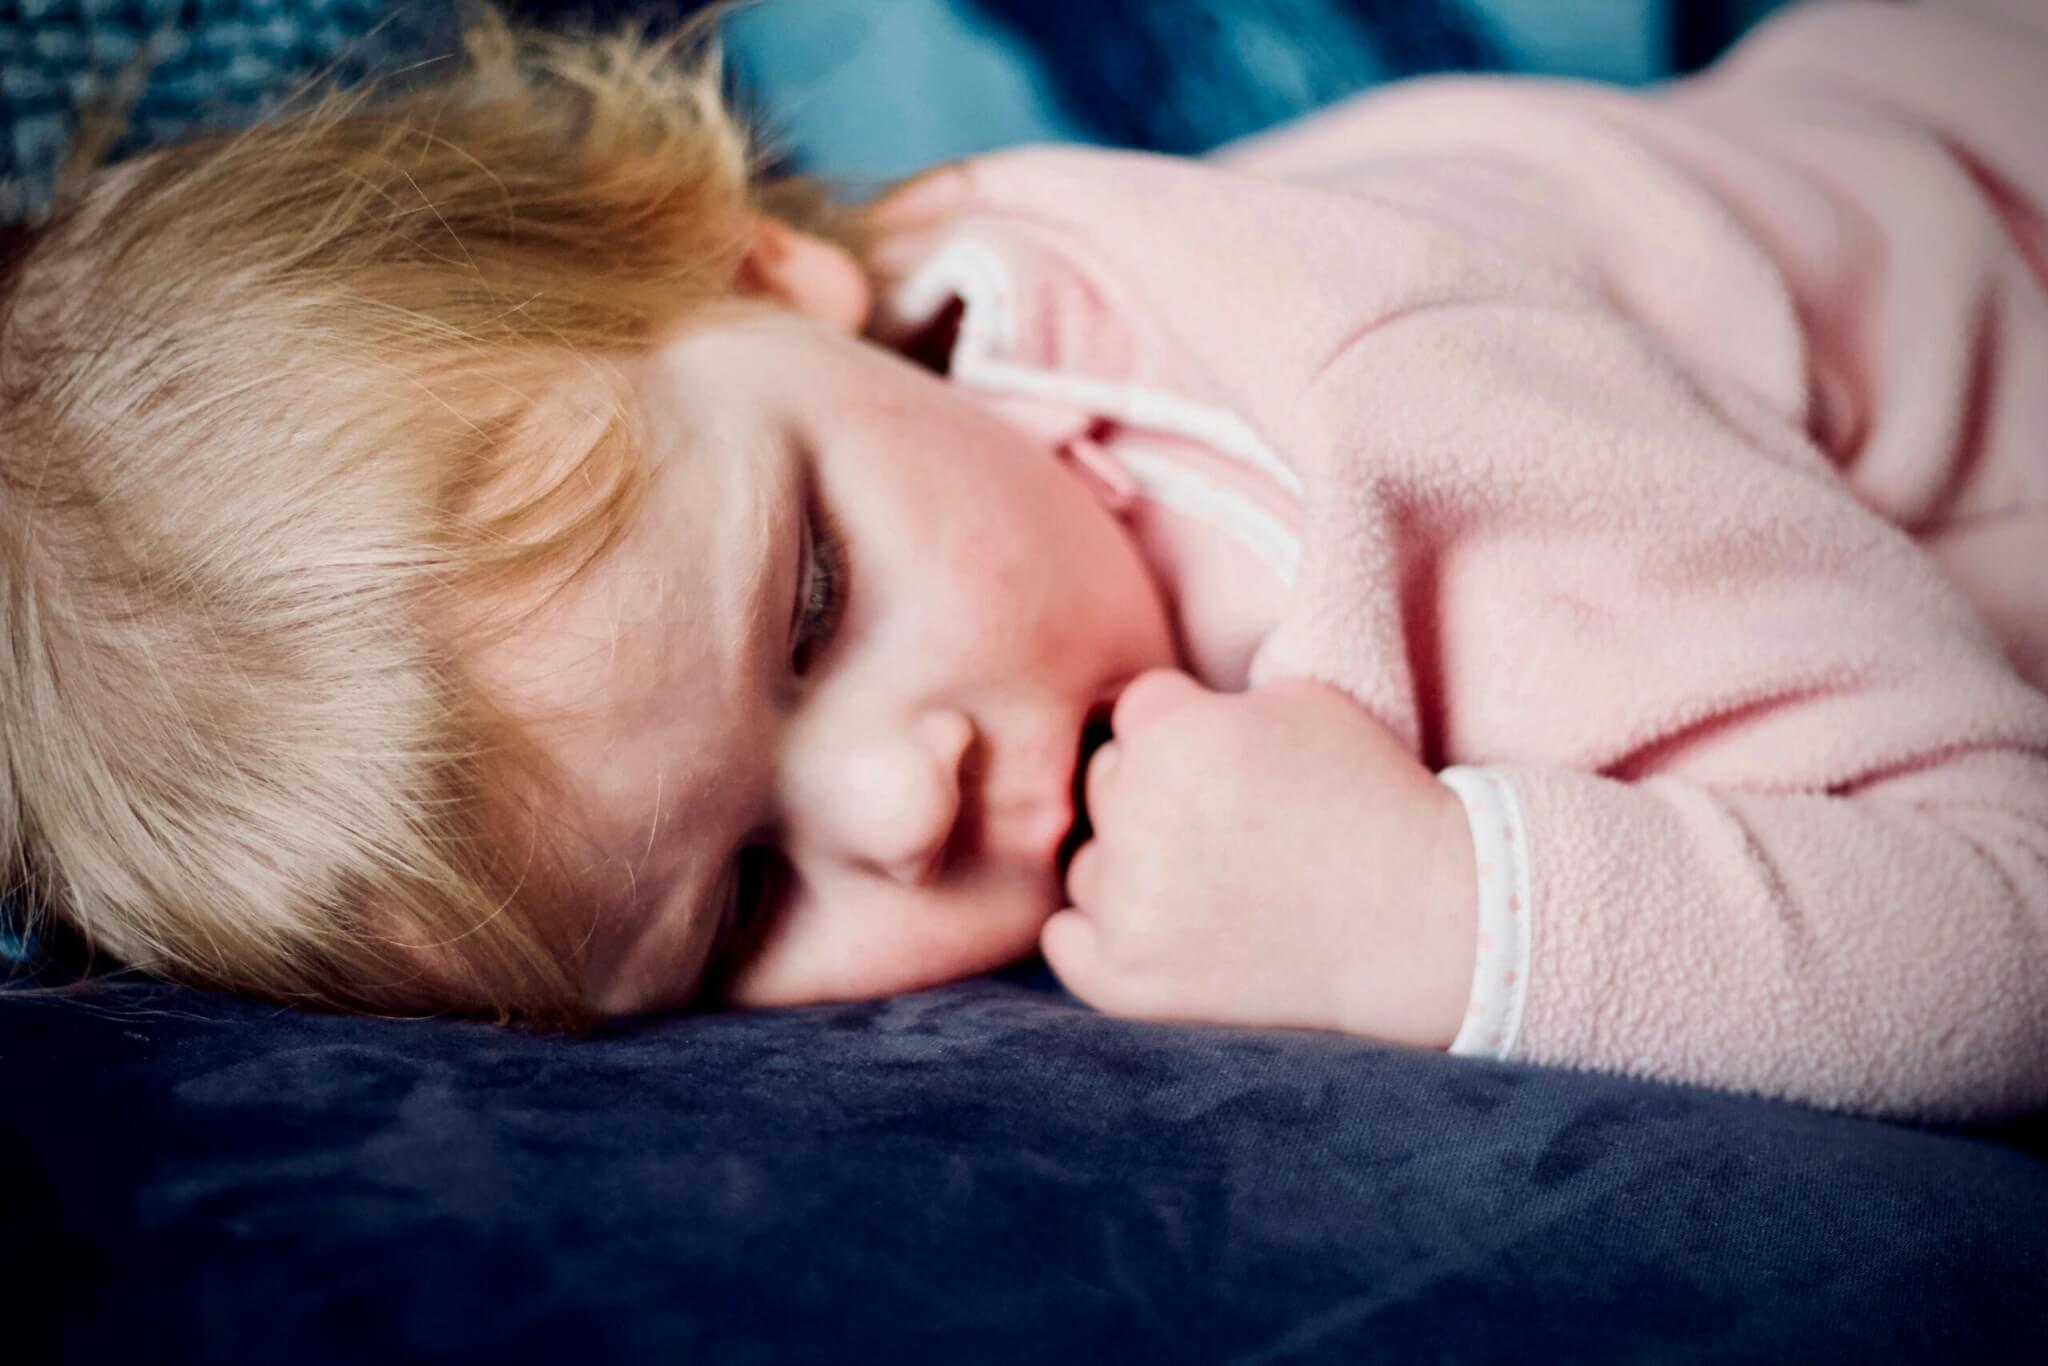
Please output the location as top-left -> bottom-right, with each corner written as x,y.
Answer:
792,494 -> 848,676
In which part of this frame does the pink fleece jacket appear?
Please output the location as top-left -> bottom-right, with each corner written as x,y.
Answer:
868,0 -> 2048,1122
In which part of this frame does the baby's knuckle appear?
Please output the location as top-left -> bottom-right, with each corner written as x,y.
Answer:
1125,720 -> 1210,788
1110,668 -> 1176,728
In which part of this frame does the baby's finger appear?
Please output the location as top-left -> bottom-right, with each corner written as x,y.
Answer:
1110,667 -> 1207,738
1084,739 -> 1120,827
1044,909 -> 1175,1022
1040,908 -> 1111,1012
1062,837 -> 1104,912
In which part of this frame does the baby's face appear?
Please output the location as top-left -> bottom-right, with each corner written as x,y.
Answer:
486,307 -> 1177,1015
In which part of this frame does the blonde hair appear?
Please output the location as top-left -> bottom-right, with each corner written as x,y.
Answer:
0,5 -> 832,1025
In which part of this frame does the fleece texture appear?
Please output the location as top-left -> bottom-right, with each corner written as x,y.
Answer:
869,0 -> 2048,1122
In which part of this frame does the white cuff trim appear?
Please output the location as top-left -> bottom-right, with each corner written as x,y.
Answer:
1437,766 -> 1535,1061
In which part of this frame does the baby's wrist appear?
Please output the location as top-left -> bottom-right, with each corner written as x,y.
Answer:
1327,767 -> 1478,1049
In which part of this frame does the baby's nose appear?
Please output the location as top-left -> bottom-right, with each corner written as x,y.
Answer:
788,709 -> 973,887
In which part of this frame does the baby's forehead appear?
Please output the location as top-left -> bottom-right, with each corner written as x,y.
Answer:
456,327 -> 800,850
462,497 -> 756,860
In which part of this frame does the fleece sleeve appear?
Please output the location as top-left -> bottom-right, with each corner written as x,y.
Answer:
1253,294 -> 2048,1125
1491,749 -> 2048,1123
1482,0 -> 2048,1122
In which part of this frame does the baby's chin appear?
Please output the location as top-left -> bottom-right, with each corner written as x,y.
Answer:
918,882 -> 1066,993
711,877 -> 1060,1010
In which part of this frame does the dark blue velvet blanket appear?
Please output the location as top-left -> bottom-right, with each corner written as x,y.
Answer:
5,967 -> 2046,1362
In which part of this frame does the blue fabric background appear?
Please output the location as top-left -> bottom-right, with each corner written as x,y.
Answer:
3,1 -> 1799,211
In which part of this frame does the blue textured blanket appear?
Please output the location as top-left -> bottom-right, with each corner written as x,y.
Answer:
5,967 -> 2045,1362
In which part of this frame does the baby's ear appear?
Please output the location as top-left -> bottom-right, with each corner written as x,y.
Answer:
737,217 -> 872,334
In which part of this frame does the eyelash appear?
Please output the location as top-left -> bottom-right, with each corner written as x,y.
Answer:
792,496 -> 849,677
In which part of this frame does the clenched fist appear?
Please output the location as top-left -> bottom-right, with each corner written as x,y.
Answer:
1045,668 -> 1477,1049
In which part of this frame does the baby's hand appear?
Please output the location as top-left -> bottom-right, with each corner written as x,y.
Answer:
1044,669 -> 1476,1049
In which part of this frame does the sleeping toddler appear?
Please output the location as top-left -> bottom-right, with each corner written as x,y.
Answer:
3,0 -> 2044,1122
